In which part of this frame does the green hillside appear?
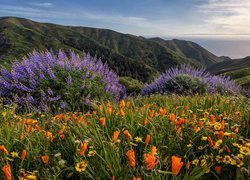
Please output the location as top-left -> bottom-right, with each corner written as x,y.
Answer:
0,16 -> 221,83
206,57 -> 250,88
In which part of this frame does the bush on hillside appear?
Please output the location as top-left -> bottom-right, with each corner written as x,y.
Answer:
141,65 -> 242,96
119,76 -> 144,95
0,50 -> 126,112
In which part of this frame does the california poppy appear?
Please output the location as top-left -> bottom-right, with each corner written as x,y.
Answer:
79,141 -> 88,156
171,156 -> 184,175
176,118 -> 185,125
20,133 -> 24,140
0,145 -> 8,155
119,100 -> 125,108
41,155 -> 49,165
99,117 -> 106,127
159,107 -> 167,116
112,130 -> 120,142
144,153 -> 158,170
126,150 -> 135,168
207,136 -> 214,148
2,164 -> 11,180
214,166 -> 222,174
123,130 -> 132,139
169,113 -> 176,122
145,134 -> 150,146
218,131 -> 224,139
21,149 -> 27,161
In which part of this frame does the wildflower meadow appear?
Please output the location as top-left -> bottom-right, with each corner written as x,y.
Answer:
0,51 -> 249,179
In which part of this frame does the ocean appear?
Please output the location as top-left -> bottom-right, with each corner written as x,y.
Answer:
166,36 -> 250,59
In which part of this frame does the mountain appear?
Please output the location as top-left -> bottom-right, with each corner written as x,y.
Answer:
206,57 -> 250,88
150,38 -> 222,66
0,16 -> 224,83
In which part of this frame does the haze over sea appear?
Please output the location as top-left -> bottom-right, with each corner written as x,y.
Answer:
165,36 -> 250,59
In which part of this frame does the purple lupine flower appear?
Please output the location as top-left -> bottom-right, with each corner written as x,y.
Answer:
0,50 -> 126,112
141,65 -> 242,96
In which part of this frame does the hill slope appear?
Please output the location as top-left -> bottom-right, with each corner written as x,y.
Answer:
150,38 -> 222,67
206,57 -> 250,88
0,17 -> 223,83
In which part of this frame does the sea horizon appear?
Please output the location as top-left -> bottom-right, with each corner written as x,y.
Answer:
163,36 -> 250,59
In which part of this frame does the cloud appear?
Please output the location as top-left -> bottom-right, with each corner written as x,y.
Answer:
30,2 -> 53,7
196,0 -> 250,34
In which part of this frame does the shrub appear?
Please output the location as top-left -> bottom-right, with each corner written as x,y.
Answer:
141,65 -> 242,96
119,76 -> 144,95
0,50 -> 126,112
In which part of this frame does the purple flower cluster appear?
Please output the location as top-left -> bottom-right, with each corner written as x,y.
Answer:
141,65 -> 242,96
0,50 -> 126,112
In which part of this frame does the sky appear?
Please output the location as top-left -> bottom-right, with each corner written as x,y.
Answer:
0,0 -> 250,38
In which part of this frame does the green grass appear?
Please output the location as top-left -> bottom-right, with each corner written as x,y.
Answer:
0,94 -> 249,179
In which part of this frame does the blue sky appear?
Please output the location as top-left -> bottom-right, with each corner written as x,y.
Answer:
0,0 -> 250,37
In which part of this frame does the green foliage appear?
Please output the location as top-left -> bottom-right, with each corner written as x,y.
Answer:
35,66 -> 112,112
119,76 -> 144,95
165,74 -> 207,95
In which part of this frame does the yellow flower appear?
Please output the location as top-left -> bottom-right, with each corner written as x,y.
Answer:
223,155 -> 232,164
200,159 -> 206,167
214,140 -> 223,149
10,151 -> 19,158
216,155 -> 223,163
231,159 -> 237,165
192,159 -> 199,166
187,144 -> 193,148
75,161 -> 87,172
87,150 -> 96,157
134,137 -> 142,143
2,111 -> 7,117
224,132 -> 231,136
201,136 -> 207,141
214,123 -> 221,131
240,146 -> 250,156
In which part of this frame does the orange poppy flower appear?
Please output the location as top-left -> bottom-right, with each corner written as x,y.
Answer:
79,141 -> 88,156
214,166 -> 221,174
176,118 -> 185,126
169,113 -> 176,122
143,119 -> 148,125
20,133 -> 24,140
126,150 -> 135,168
171,156 -> 184,175
210,114 -> 215,123
2,164 -> 11,180
145,134 -> 150,146
207,136 -> 214,148
144,153 -> 158,170
77,116 -> 84,123
159,107 -> 167,116
99,117 -> 106,127
132,177 -> 142,180
41,155 -> 49,165
151,146 -> 157,156
221,120 -> 225,130
107,107 -> 112,115
123,130 -> 132,139
119,100 -> 125,108
218,131 -> 224,139
149,109 -> 155,118
44,131 -> 53,141
234,127 -> 239,133
112,130 -> 120,142
0,145 -> 8,155
21,149 -> 27,161
225,145 -> 231,154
